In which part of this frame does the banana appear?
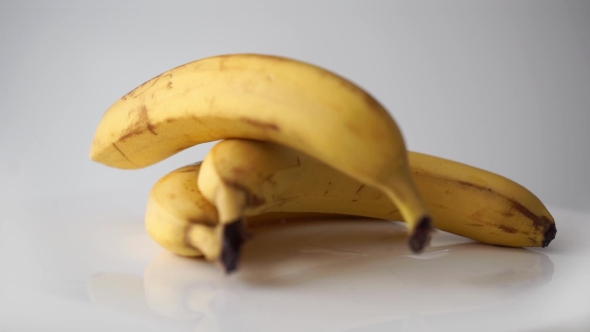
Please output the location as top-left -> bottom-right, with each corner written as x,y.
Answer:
145,162 -> 220,259
145,162 -> 350,266
90,53 -> 432,256
147,140 -> 555,272
199,140 -> 555,251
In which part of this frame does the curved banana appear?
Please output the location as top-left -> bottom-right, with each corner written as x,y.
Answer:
148,141 -> 555,272
145,162 -> 349,268
198,140 -> 555,250
90,53 -> 431,254
145,162 -> 220,259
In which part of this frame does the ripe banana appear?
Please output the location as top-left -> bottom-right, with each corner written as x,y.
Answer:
198,140 -> 556,255
90,53 -> 432,256
145,162 -> 348,269
147,140 -> 555,272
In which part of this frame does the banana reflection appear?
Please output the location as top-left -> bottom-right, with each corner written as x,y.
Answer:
89,220 -> 554,332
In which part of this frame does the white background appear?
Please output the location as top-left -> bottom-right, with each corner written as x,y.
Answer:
1,0 -> 589,213
1,1 -> 589,331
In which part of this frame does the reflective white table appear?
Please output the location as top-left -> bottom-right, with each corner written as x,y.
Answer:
1,196 -> 588,332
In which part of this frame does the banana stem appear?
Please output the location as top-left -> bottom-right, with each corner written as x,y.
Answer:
380,172 -> 433,253
215,185 -> 249,273
220,219 -> 247,273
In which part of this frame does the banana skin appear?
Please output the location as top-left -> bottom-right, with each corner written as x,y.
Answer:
146,141 -> 555,272
145,162 -> 350,271
199,140 -> 555,250
90,53 -> 432,252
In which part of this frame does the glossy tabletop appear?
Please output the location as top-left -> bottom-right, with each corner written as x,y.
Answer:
1,196 -> 588,332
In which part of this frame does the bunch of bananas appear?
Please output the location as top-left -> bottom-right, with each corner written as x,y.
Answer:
90,54 -> 556,273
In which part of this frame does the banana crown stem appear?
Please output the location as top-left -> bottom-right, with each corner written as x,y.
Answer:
380,173 -> 433,252
220,219 -> 247,274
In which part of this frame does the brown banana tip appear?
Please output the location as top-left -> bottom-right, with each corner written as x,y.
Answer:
542,224 -> 557,248
221,218 -> 247,274
408,216 -> 432,253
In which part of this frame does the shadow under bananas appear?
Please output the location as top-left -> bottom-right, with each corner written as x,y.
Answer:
88,219 -> 554,332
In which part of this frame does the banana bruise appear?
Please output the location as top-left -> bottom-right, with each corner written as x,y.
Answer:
91,53 -> 431,252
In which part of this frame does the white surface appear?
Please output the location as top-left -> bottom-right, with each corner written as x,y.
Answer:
0,199 -> 589,332
1,1 -> 589,212
2,1 -> 590,331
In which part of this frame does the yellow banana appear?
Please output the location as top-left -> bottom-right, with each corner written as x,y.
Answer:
145,162 -> 348,265
147,140 -> 555,272
143,163 -> 329,264
199,140 -> 555,250
145,162 -> 219,259
90,53 -> 432,256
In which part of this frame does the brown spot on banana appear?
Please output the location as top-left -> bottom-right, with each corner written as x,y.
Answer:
466,210 -> 487,224
122,72 -> 166,100
454,180 -> 556,247
120,105 -> 157,140
249,194 -> 266,208
498,225 -> 518,234
111,143 -> 137,167
240,117 -> 280,131
509,200 -> 553,231
272,196 -> 299,208
177,168 -> 200,173
355,184 -> 365,194
457,180 -> 491,192
222,179 -> 266,209
261,173 -> 277,186
509,199 -> 556,247
146,120 -> 158,136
